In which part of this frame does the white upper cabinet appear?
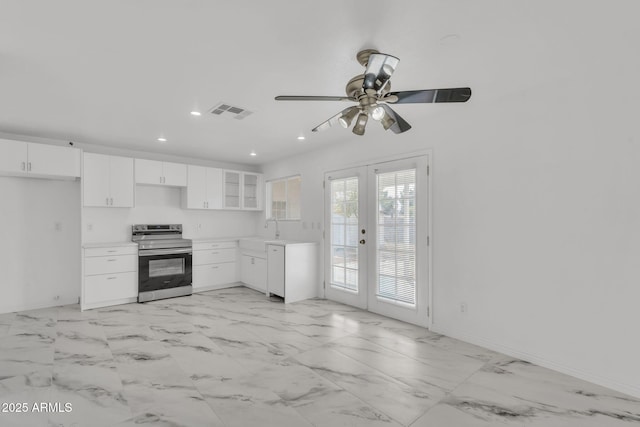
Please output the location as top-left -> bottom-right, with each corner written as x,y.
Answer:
206,167 -> 223,209
83,153 -> 134,207
223,170 -> 263,210
223,170 -> 241,209
183,165 -> 223,209
135,159 -> 187,187
242,172 -> 262,210
0,138 -> 80,179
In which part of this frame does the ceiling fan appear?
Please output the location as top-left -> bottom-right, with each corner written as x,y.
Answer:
275,49 -> 472,135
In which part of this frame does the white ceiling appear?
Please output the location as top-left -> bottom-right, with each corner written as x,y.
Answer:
0,0 -> 598,165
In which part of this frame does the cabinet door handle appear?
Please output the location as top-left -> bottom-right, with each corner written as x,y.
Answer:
110,198 -> 114,205
21,162 -> 25,171
106,197 -> 109,206
27,162 -> 31,171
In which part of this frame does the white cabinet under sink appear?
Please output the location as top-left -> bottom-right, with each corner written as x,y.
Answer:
135,158 -> 187,187
0,138 -> 80,179
240,253 -> 267,292
83,153 -> 134,207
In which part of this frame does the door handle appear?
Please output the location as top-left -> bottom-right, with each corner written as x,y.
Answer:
21,162 -> 25,171
359,239 -> 366,244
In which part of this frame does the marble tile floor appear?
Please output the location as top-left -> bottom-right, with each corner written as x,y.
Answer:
0,286 -> 638,427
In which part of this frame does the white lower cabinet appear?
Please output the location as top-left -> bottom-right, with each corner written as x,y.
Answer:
84,272 -> 137,306
192,240 -> 238,291
240,253 -> 267,293
82,245 -> 138,310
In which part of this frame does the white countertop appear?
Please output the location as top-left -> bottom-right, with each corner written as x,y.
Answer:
82,241 -> 138,249
190,237 -> 241,243
264,240 -> 318,246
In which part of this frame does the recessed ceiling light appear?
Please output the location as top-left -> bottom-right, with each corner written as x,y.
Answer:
297,136 -> 305,140
190,111 -> 201,116
157,137 -> 167,142
250,151 -> 257,156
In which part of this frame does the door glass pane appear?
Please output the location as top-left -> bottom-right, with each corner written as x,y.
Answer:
376,169 -> 416,305
330,177 -> 359,292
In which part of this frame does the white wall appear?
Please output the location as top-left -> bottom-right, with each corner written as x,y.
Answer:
83,185 -> 260,243
0,176 -> 81,312
259,10 -> 640,398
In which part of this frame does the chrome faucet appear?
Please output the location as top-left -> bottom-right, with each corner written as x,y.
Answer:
265,218 -> 280,240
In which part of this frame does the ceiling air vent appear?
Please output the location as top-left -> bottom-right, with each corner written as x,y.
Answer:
209,102 -> 253,120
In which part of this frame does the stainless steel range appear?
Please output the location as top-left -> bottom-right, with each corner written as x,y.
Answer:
132,224 -> 192,303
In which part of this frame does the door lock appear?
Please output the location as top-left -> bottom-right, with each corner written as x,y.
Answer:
359,239 -> 366,244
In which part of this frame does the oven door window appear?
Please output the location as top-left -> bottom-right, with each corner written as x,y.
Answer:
149,258 -> 184,277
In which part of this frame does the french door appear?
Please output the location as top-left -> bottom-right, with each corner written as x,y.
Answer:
324,166 -> 368,309
324,156 -> 429,327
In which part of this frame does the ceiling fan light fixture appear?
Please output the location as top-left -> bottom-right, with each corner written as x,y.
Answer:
338,107 -> 360,128
371,106 -> 385,121
352,113 -> 368,135
381,114 -> 396,131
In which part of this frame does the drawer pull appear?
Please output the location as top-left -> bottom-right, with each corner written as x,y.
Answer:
107,250 -> 117,253
211,251 -> 219,254
107,277 -> 117,280
107,259 -> 117,262
211,266 -> 219,269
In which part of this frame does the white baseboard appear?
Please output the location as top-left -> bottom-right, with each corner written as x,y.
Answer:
193,283 -> 242,293
431,324 -> 640,400
0,297 -> 80,315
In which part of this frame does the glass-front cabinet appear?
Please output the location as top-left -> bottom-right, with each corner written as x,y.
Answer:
223,170 -> 241,209
223,170 -> 263,210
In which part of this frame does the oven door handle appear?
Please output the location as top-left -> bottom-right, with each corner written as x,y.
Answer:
139,248 -> 192,256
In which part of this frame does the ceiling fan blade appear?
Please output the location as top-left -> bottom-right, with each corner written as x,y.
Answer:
381,104 -> 412,134
387,87 -> 472,104
363,53 -> 400,92
275,95 -> 353,101
311,106 -> 356,132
